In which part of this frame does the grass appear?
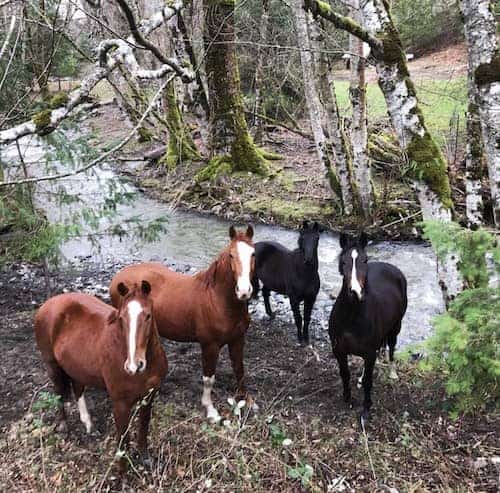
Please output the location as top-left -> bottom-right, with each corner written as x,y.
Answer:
334,77 -> 467,142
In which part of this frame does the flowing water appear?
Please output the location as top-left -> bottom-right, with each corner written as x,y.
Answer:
2,133 -> 444,347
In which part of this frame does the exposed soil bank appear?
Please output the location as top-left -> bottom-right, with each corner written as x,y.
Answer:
0,263 -> 498,492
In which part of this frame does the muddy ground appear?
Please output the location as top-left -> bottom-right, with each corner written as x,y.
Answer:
0,262 -> 498,492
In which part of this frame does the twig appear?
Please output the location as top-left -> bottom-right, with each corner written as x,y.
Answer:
360,418 -> 377,481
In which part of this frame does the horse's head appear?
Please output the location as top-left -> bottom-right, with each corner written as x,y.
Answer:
298,220 -> 322,265
228,224 -> 255,301
115,280 -> 155,376
339,232 -> 368,301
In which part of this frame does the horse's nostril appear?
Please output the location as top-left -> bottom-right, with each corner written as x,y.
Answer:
137,360 -> 145,371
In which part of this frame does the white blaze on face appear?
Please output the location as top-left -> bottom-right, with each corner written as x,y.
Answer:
235,241 -> 254,300
125,300 -> 143,375
350,249 -> 363,300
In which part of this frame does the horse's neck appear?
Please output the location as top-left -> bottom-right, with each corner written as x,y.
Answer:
293,249 -> 318,271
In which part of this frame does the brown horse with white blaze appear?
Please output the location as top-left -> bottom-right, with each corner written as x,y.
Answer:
110,225 -> 255,422
34,281 -> 167,468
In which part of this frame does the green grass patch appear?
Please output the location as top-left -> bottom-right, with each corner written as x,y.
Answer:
246,197 -> 334,222
335,77 -> 466,141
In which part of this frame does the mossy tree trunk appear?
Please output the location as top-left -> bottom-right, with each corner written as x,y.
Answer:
460,0 -> 499,227
161,80 -> 201,168
305,0 -> 453,220
465,55 -> 486,226
348,0 -> 373,218
200,0 -> 269,179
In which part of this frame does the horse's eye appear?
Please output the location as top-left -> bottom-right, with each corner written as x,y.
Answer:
229,253 -> 233,259
145,313 -> 151,320
251,252 -> 255,257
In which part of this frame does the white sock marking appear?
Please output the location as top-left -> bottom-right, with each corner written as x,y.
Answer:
357,367 -> 365,389
389,361 -> 399,380
201,375 -> 221,423
77,395 -> 92,433
236,242 -> 255,299
126,300 -> 143,374
351,249 -> 362,299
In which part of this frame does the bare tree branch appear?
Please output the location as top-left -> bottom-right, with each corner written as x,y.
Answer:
0,76 -> 173,188
0,15 -> 16,62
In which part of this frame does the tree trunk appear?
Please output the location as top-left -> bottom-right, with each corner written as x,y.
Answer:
307,15 -> 356,214
465,56 -> 486,226
199,0 -> 269,180
460,0 -> 500,226
348,0 -> 373,218
161,80 -> 201,168
292,0 -> 343,206
253,0 -> 270,144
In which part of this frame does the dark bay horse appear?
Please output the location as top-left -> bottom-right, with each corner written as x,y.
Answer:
252,220 -> 322,345
110,225 -> 255,422
329,232 -> 407,422
34,281 -> 167,468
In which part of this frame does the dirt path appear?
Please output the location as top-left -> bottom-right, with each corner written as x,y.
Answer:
0,262 -> 498,492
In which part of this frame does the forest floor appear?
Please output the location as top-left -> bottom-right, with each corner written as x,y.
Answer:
86,43 -> 472,240
0,262 -> 499,492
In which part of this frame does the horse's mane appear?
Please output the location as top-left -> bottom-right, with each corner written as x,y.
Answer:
196,250 -> 230,289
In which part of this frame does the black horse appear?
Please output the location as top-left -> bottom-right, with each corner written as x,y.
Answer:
329,232 -> 407,422
252,220 -> 322,345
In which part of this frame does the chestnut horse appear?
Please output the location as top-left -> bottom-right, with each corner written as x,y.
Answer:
34,281 -> 167,467
110,225 -> 255,423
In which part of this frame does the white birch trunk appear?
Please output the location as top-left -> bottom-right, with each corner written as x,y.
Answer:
292,1 -> 345,208
349,0 -> 372,218
253,0 -> 270,143
307,15 -> 355,214
460,0 -> 500,227
465,56 -> 485,227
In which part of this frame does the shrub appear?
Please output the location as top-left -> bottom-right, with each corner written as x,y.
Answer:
422,221 -> 499,414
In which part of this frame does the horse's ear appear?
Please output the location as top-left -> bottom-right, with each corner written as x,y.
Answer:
246,224 -> 254,239
313,221 -> 324,233
359,232 -> 368,249
339,233 -> 349,250
302,220 -> 309,230
229,225 -> 236,239
117,282 -> 129,297
141,280 -> 151,296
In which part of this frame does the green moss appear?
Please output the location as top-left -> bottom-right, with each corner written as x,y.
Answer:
48,92 -> 69,109
246,197 -> 334,222
137,127 -> 153,142
474,49 -> 500,86
161,82 -> 200,169
406,132 -> 452,208
32,109 -> 52,130
195,156 -> 233,182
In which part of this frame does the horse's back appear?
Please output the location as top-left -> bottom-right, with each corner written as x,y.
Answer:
35,293 -> 111,366
254,241 -> 294,292
110,262 -> 205,342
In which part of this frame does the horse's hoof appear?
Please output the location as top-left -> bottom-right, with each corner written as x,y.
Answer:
389,369 -> 399,380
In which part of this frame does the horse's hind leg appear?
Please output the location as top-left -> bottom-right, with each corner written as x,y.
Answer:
262,286 -> 274,318
72,382 -> 92,433
290,297 -> 303,344
201,343 -> 222,423
45,360 -> 71,430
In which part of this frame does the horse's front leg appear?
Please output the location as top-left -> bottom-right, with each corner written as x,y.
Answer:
262,286 -> 274,318
302,296 -> 316,346
200,342 -> 222,423
333,348 -> 351,404
360,352 -> 377,424
290,297 -> 303,344
112,399 -> 133,472
137,391 -> 156,466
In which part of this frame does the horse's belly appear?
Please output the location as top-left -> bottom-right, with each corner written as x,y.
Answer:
53,338 -> 105,388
